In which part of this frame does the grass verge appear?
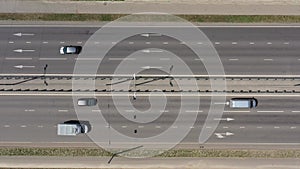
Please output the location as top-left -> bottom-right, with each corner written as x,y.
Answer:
1,147 -> 300,158
1,13 -> 300,22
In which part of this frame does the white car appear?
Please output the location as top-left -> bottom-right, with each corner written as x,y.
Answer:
60,46 -> 82,55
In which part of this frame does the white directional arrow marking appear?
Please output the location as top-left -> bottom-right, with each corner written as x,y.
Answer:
142,49 -> 163,53
140,33 -> 162,37
141,66 -> 163,69
14,65 -> 35,69
213,118 -> 235,122
13,33 -> 35,37
14,49 -> 35,53
214,132 -> 234,138
214,133 -> 225,139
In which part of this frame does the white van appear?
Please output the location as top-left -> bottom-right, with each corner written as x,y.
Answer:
230,98 -> 258,108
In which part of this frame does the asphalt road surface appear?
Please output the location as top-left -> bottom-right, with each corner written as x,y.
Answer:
1,25 -> 300,75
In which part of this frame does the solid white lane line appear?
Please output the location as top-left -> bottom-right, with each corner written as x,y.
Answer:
58,110 -> 68,112
160,58 -> 170,61
257,110 -> 284,113
5,57 -> 32,60
229,58 -> 239,61
8,41 -> 14,44
232,42 -> 237,45
109,58 -> 136,61
163,42 -> 168,45
39,58 -> 67,61
223,110 -> 250,113
263,59 -> 273,61
185,110 -> 203,113
214,42 -> 220,45
4,125 -> 10,128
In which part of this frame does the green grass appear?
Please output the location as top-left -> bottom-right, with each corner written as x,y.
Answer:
0,147 -> 300,158
1,13 -> 300,22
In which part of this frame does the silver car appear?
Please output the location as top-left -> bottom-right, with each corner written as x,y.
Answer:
77,98 -> 97,106
60,46 -> 82,55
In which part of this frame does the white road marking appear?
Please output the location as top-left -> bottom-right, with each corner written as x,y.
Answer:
14,33 -> 34,36
58,110 -> 69,112
223,126 -> 229,129
214,42 -> 220,45
171,126 -> 178,128
274,126 -> 280,129
206,126 -> 212,129
160,110 -> 169,113
26,41 -> 31,44
249,42 -> 255,45
121,126 -> 127,128
267,42 -> 272,45
60,41 -> 65,44
257,110 -> 284,113
263,59 -> 273,61
14,65 -> 35,69
141,66 -> 163,69
145,42 -> 151,44
75,58 -> 102,61
163,42 -> 168,45
232,42 -> 237,45
14,49 -> 35,53
112,42 -> 117,44
94,42 -> 100,44
92,110 -> 101,112
125,110 -> 134,112
8,41 -> 14,44
39,58 -> 67,61
180,41 -> 186,44
215,133 -> 224,139
25,109 -> 35,112
214,118 -> 235,121
240,126 -> 245,129
138,126 -> 144,128
4,125 -> 10,128
20,125 -> 27,128
185,110 -> 203,113
223,110 -> 250,113
257,126 -> 263,129
129,42 -> 134,44
290,126 -> 296,129
194,58 -> 203,61
77,41 -> 82,44
229,58 -> 239,61
292,111 -> 300,113
42,41 -> 48,44
190,126 -> 194,129
37,125 -> 43,128
109,58 -> 136,61
197,42 -> 203,45
160,58 -> 170,61
284,42 -> 290,45
155,126 -> 161,128
214,102 -> 227,105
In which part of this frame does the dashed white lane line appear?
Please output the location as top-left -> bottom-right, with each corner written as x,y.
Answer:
257,126 -> 263,129
194,58 -> 203,61
274,126 -> 280,129
206,126 -> 212,129
160,58 -> 170,61
20,125 -> 27,128
37,125 -> 43,128
4,125 -> 10,128
160,110 -> 169,113
77,41 -> 82,44
223,111 -> 249,113
5,57 -> 32,60
39,58 -> 67,61
9,41 -> 14,44
163,42 -> 168,45
138,126 -> 144,128
25,109 -> 35,112
58,110 -> 69,112
190,126 -> 194,129
43,41 -> 48,44
125,110 -> 134,113
121,126 -> 127,128
263,59 -> 273,61
129,42 -> 134,45
232,42 -> 237,45
146,42 -> 151,44
284,42 -> 290,45
60,41 -> 65,44
229,58 -> 239,61
291,126 -> 297,129
257,110 -> 284,113
240,126 -> 245,129
92,110 -> 101,112
197,42 -> 203,45
109,58 -> 136,61
214,42 -> 220,45
267,42 -> 272,45
94,42 -> 100,44
223,126 -> 229,129
171,126 -> 178,129
112,42 -> 117,45
75,58 -> 102,61
249,42 -> 255,45
155,126 -> 161,128
185,110 -> 203,113
292,110 -> 300,113
26,41 -> 31,44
